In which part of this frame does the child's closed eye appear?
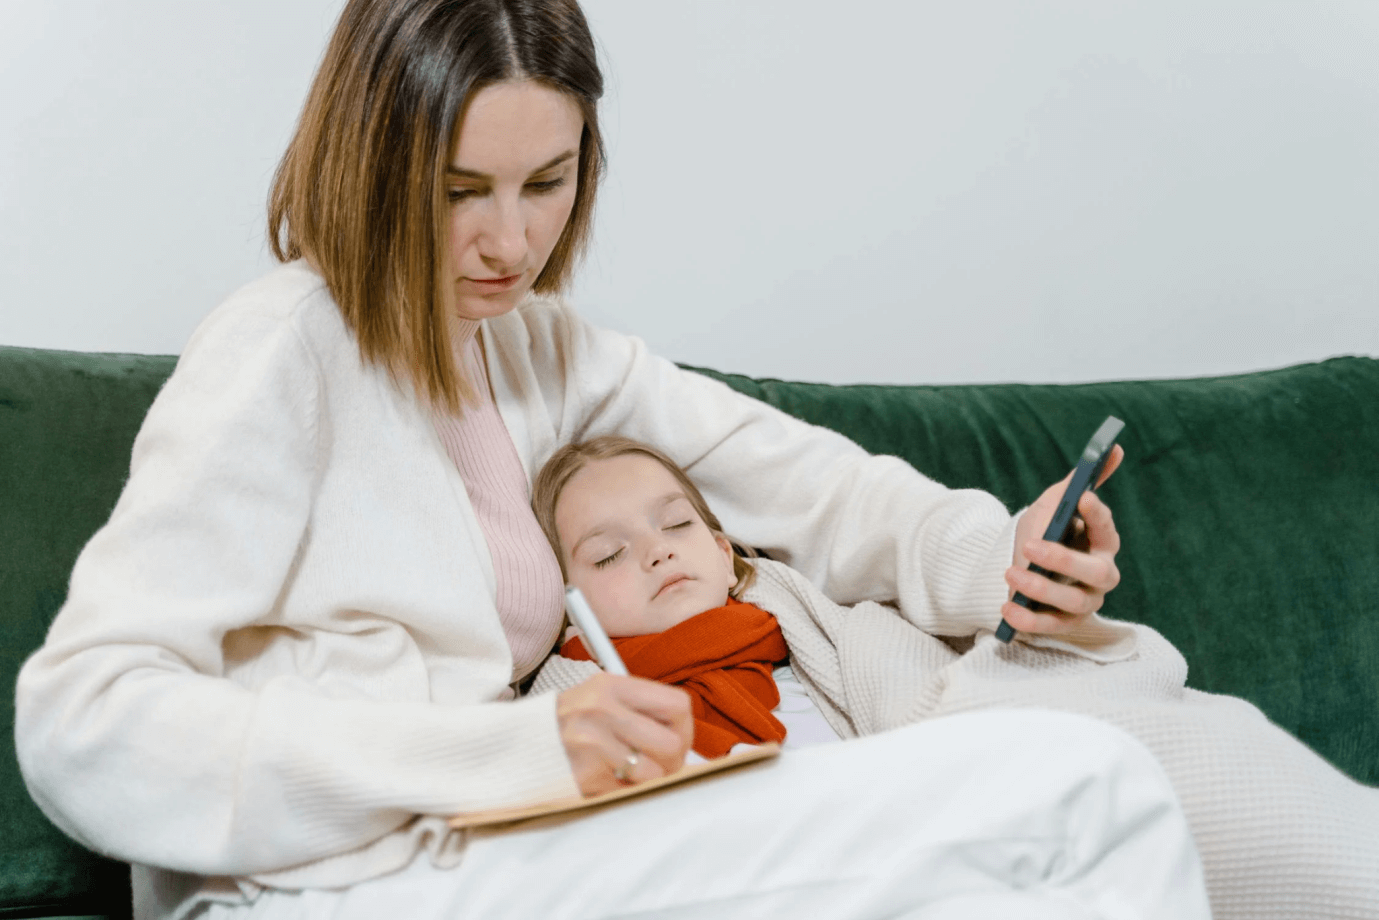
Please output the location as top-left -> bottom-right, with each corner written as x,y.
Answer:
593,548 -> 624,569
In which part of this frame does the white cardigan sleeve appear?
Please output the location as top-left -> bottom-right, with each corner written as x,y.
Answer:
15,302 -> 576,877
513,302 -> 1016,638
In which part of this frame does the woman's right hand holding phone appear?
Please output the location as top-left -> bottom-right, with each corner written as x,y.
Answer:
1002,444 -> 1125,636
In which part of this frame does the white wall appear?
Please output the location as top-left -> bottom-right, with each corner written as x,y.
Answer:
0,0 -> 342,354
3,0 -> 1376,384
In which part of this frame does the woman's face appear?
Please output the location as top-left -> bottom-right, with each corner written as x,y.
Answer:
444,80 -> 584,322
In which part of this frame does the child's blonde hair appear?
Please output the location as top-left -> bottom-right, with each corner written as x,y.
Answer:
532,435 -> 757,598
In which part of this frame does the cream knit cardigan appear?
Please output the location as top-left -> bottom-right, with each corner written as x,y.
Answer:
15,263 -> 1020,899
538,559 -> 1379,920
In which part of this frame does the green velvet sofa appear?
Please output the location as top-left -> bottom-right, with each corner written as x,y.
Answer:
3,343 -> 1377,919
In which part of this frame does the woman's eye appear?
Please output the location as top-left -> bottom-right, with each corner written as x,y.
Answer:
593,548 -> 623,569
526,176 -> 567,194
447,188 -> 479,203
665,521 -> 693,531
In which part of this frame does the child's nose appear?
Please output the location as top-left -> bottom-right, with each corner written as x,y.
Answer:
645,539 -> 675,568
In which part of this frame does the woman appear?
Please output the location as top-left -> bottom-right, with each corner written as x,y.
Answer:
14,2 -> 1209,918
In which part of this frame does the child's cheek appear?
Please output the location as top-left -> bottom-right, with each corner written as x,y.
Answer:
608,575 -> 642,617
601,573 -> 651,636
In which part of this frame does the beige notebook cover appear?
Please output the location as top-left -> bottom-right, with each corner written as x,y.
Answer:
449,742 -> 781,830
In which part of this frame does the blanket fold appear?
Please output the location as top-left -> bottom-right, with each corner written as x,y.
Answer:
561,599 -> 789,758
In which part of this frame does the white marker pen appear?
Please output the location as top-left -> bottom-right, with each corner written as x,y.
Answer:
563,587 -> 628,676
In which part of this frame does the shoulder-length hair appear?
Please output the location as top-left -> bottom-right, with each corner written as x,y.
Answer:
268,0 -> 604,411
532,435 -> 758,598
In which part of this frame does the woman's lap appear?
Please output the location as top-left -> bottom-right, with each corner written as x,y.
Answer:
200,709 -> 1207,920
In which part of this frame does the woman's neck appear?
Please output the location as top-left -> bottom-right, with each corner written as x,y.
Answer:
449,316 -> 482,350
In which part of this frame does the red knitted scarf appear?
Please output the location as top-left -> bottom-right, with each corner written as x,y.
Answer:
561,598 -> 790,758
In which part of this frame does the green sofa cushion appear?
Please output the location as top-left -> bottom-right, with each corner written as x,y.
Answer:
3,343 -> 1376,918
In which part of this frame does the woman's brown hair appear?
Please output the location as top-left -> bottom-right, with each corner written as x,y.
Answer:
268,0 -> 604,411
532,435 -> 758,598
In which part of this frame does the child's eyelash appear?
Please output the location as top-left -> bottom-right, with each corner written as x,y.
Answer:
590,522 -> 692,569
593,548 -> 623,569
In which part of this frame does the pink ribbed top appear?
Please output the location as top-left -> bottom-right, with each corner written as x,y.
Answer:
433,321 -> 565,688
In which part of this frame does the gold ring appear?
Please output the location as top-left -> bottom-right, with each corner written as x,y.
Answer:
613,750 -> 640,783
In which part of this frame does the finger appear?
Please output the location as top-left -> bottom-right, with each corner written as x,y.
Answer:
1075,491 -> 1122,556
1022,537 -> 1120,594
605,677 -> 691,772
588,730 -> 645,787
614,675 -> 692,727
558,675 -> 663,795
1021,464 -> 1087,553
1006,565 -> 1105,619
613,676 -> 693,746
1094,443 -> 1125,489
611,710 -> 689,777
559,717 -> 673,795
1000,598 -> 1089,635
1037,442 -> 1124,509
559,721 -> 633,796
607,743 -> 651,786
590,683 -> 687,750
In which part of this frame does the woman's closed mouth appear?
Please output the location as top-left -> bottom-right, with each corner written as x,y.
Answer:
467,273 -> 523,292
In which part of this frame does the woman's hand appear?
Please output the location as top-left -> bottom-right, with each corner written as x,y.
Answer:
1001,445 -> 1125,636
557,672 -> 694,797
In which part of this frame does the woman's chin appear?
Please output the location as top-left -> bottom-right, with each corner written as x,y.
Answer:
452,287 -> 529,322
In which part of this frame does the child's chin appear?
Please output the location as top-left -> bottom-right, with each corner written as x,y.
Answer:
657,602 -> 714,631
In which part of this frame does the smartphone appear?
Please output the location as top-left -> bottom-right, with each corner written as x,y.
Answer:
995,415 -> 1125,644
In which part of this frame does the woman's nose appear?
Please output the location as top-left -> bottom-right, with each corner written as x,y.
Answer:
478,200 -> 527,267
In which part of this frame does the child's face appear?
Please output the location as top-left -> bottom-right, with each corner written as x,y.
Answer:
555,453 -> 738,637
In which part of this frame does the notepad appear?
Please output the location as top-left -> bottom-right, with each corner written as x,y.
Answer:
449,742 -> 780,830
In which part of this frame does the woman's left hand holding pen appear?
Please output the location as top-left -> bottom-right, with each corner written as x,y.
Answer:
557,673 -> 694,796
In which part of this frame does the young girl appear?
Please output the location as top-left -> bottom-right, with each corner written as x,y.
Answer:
533,434 -> 844,759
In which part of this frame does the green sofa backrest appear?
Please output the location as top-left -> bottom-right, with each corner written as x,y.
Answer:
2,346 -> 173,919
4,344 -> 1377,919
692,356 -> 1379,785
